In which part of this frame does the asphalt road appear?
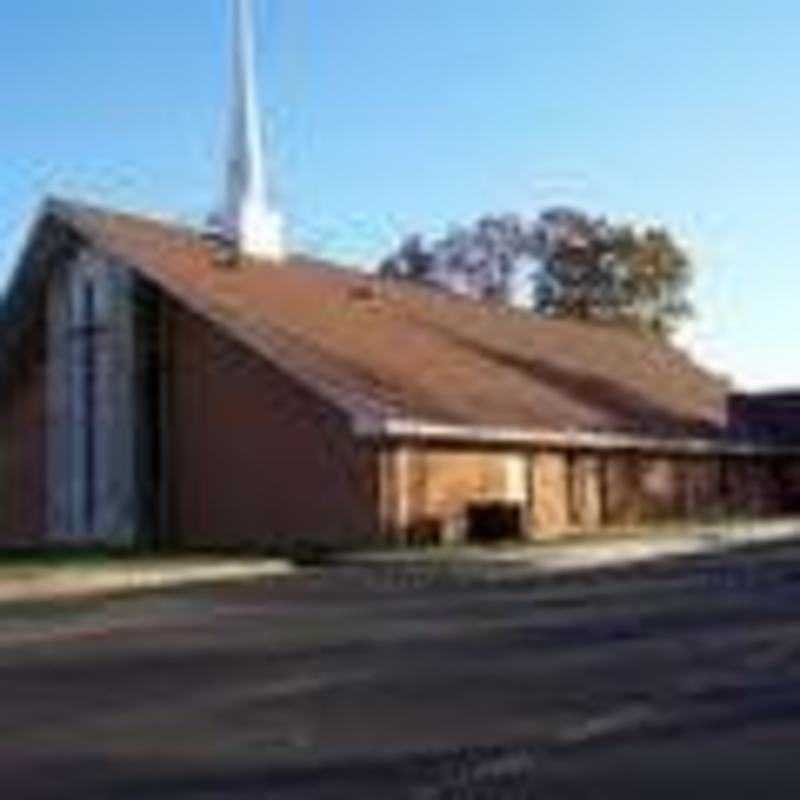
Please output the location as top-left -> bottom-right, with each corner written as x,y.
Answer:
3,544 -> 800,799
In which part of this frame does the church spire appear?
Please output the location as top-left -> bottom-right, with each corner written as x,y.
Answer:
218,0 -> 285,260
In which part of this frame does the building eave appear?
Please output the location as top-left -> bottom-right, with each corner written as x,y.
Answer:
353,415 -> 800,457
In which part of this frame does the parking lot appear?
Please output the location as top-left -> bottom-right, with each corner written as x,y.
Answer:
3,541 -> 800,798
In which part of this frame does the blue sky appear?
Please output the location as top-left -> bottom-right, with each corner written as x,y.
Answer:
1,0 -> 798,389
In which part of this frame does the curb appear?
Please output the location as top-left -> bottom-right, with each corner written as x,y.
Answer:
0,559 -> 295,604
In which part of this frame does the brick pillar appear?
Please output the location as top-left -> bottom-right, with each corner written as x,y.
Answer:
531,450 -> 571,539
571,453 -> 604,531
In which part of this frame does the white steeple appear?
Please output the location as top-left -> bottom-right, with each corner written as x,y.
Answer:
218,0 -> 285,260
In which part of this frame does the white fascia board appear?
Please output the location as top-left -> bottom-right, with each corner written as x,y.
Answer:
352,416 -> 800,457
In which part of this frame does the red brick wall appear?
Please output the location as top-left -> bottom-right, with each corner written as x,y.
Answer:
390,445 -> 532,543
569,453 -> 604,529
382,444 -> 800,544
533,450 -> 571,537
0,329 -> 47,547
163,303 -> 380,549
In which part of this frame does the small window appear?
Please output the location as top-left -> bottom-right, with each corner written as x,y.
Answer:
83,280 -> 96,536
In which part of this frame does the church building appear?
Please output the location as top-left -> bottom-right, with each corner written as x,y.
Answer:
2,1 -> 799,550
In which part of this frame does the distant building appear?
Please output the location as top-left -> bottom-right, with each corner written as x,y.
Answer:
729,392 -> 800,444
1,1 -> 799,550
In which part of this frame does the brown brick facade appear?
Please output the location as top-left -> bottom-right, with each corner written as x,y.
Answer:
162,302 -> 381,550
382,446 -> 533,544
3,294 -> 800,550
0,320 -> 47,547
2,251 -> 800,550
532,451 -> 571,538
569,453 -> 604,530
381,445 -> 800,543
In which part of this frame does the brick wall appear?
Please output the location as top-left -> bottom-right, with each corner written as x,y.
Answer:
639,456 -> 684,521
384,444 -> 800,544
163,302 -> 381,549
532,451 -> 571,538
569,453 -> 604,530
388,446 -> 534,543
0,319 -> 47,547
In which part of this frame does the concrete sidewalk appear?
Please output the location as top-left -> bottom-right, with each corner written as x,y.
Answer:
0,558 -> 295,604
5,518 -> 800,605
336,518 -> 800,575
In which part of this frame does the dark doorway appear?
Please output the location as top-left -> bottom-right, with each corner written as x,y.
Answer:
467,502 -> 524,543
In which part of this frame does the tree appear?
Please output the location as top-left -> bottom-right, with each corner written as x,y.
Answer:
532,208 -> 693,336
380,215 -> 533,303
378,235 -> 438,285
378,208 -> 694,338
532,208 -> 619,322
436,215 -> 531,303
612,226 -> 693,337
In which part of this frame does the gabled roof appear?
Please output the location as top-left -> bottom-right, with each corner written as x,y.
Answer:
5,198 -> 732,444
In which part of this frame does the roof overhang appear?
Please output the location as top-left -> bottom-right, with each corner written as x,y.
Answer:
11,198 -> 796,462
353,415 -> 800,457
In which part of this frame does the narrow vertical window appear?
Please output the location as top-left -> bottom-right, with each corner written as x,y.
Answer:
83,281 -> 96,536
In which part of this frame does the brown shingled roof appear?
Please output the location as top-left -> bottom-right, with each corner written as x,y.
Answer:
40,199 -> 728,439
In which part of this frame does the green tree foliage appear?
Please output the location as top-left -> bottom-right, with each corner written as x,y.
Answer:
378,235 -> 438,285
379,215 -> 529,303
532,208 -> 619,323
612,226 -> 693,337
379,208 -> 694,338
